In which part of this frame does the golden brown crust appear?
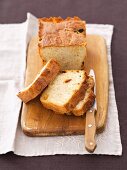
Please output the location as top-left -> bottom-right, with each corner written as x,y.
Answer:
65,79 -> 88,112
40,71 -> 89,114
39,16 -> 82,23
72,91 -> 95,116
72,76 -> 95,116
17,59 -> 60,103
41,102 -> 68,114
38,16 -> 86,48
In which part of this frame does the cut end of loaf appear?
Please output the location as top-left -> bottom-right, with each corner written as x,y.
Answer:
39,46 -> 86,70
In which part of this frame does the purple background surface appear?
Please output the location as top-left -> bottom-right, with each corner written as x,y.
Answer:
0,0 -> 127,169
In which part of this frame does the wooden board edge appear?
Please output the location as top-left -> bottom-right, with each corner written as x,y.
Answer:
96,36 -> 109,131
21,126 -> 85,137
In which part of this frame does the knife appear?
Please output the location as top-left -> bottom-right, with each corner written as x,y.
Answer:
85,69 -> 97,152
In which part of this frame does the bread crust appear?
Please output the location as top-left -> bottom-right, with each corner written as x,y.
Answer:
72,91 -> 95,116
17,59 -> 60,103
40,71 -> 89,114
38,16 -> 86,48
72,76 -> 95,116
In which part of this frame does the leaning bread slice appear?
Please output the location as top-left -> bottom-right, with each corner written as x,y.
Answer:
17,59 -> 60,103
40,70 -> 88,113
72,76 -> 95,116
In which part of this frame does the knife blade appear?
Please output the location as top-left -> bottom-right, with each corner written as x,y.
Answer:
85,69 -> 97,152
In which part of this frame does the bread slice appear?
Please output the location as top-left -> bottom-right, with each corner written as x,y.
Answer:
72,77 -> 95,116
38,17 -> 87,70
17,59 -> 60,103
40,70 -> 88,113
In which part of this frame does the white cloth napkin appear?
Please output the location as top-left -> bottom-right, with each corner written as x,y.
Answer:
0,13 -> 122,156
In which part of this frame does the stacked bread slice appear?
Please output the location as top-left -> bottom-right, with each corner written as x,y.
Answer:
40,70 -> 88,114
40,70 -> 95,116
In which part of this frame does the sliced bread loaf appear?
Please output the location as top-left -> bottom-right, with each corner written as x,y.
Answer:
72,76 -> 95,116
17,59 -> 60,103
40,70 -> 88,113
38,17 -> 87,70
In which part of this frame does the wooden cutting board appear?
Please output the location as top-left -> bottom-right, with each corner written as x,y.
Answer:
21,35 -> 108,136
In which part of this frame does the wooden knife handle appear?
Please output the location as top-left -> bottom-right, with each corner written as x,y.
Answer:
85,109 -> 96,152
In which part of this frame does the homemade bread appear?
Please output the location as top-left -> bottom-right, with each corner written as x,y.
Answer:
40,70 -> 88,113
72,77 -> 95,116
38,17 -> 87,70
17,59 -> 60,103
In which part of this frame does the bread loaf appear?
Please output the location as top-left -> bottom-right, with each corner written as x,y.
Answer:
38,17 -> 87,70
